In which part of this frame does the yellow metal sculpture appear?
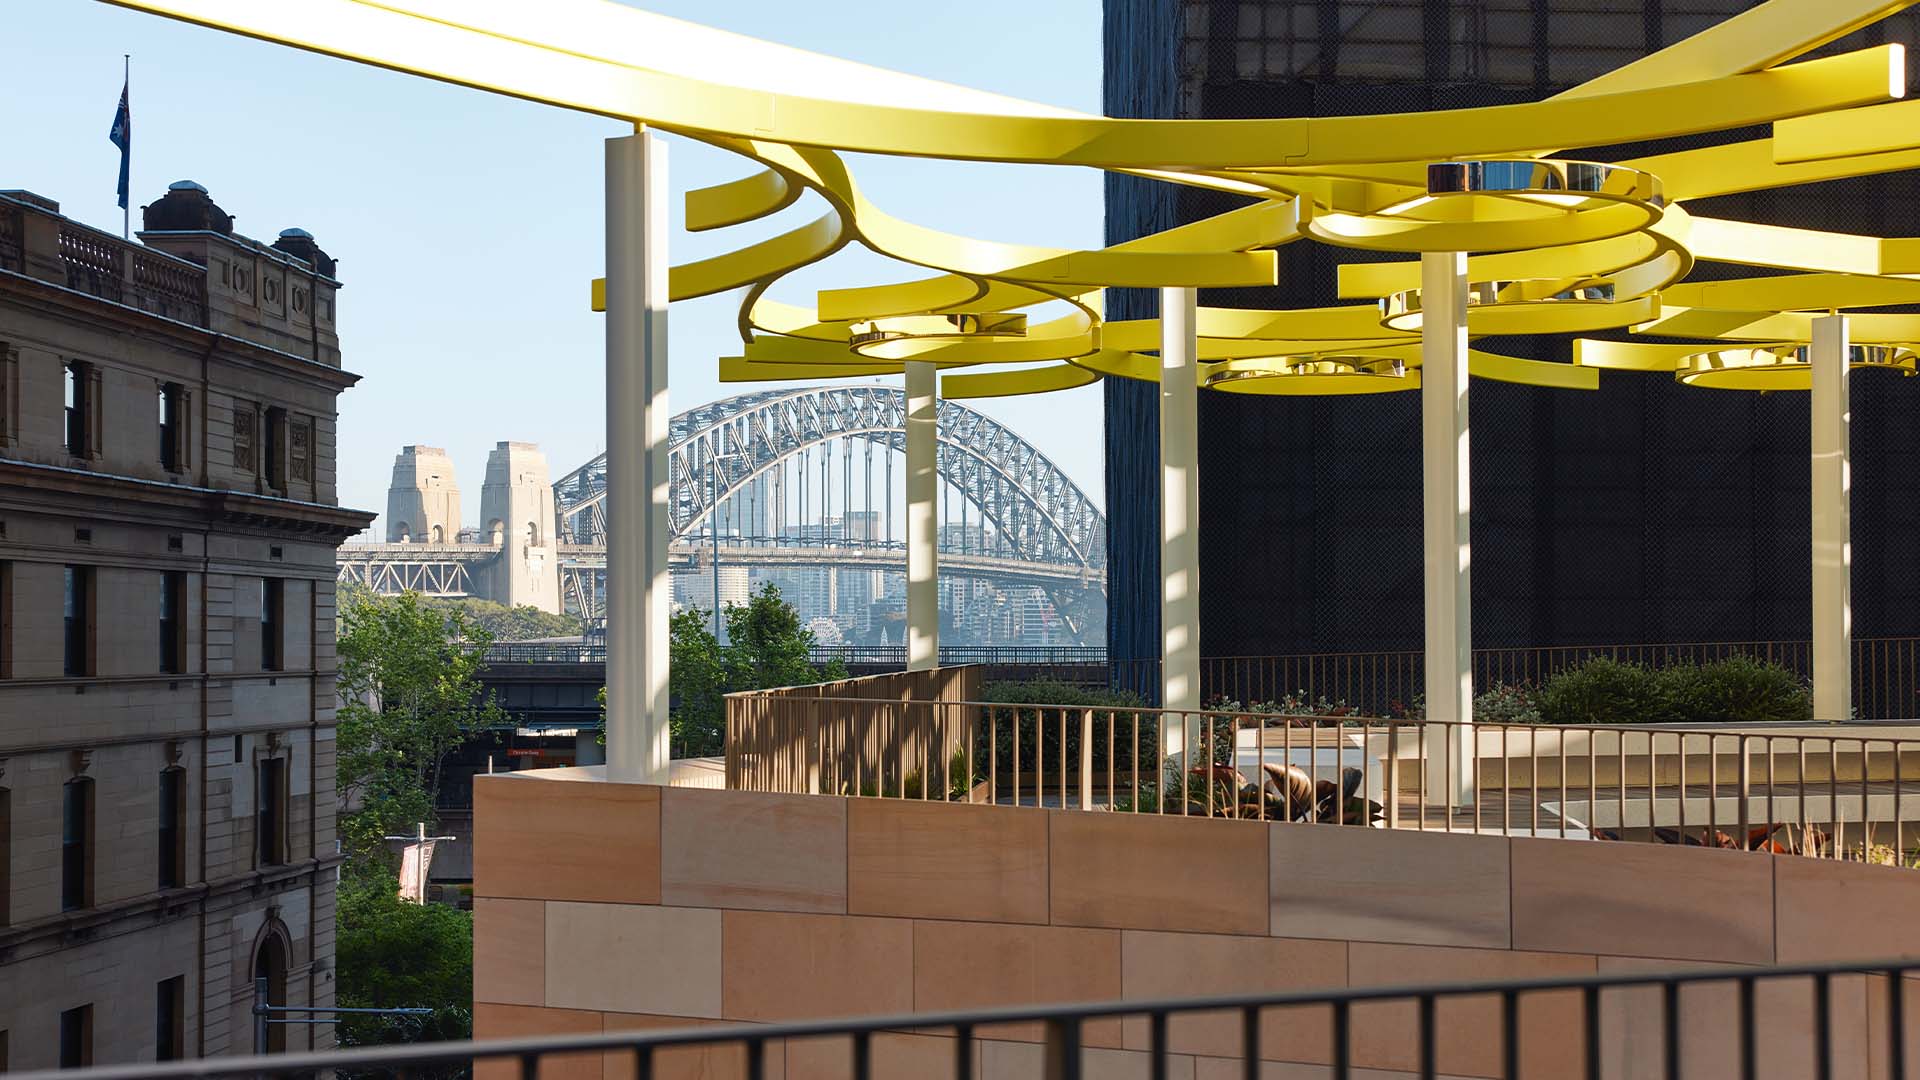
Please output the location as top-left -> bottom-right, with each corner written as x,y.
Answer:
98,0 -> 1920,397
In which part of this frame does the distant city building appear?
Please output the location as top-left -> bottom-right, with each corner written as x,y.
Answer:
0,183 -> 372,1066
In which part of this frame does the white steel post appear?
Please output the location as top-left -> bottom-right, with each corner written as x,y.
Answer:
905,360 -> 940,671
1422,252 -> 1474,808
1161,286 -> 1200,762
1812,314 -> 1852,722
604,129 -> 672,784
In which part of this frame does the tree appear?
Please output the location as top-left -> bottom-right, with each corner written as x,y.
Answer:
669,608 -> 726,757
335,591 -> 504,869
421,596 -> 582,642
335,867 -> 472,1054
653,584 -> 847,758
723,582 -> 845,690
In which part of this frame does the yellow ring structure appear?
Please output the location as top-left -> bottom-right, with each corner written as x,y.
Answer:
1676,343 -> 1920,390
98,0 -> 1920,405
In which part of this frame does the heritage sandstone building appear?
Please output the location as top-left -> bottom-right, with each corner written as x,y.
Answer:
0,182 -> 370,1067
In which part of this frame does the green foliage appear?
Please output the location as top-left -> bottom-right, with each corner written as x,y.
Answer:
1536,654 -> 1810,726
333,580 -> 583,641
335,590 -> 504,871
1538,658 -> 1670,726
723,582 -> 848,689
655,584 -> 851,759
981,678 -> 1143,708
1206,691 -> 1355,717
424,596 -> 583,642
977,679 -> 1149,781
669,607 -> 726,758
1659,655 -> 1813,724
334,867 -> 472,1056
1473,682 -> 1542,726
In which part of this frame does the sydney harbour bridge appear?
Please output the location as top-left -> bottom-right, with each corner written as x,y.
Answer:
337,385 -> 1109,643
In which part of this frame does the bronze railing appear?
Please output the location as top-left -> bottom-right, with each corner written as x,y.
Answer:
723,665 -> 983,793
1109,635 -> 1920,720
724,690 -> 1920,865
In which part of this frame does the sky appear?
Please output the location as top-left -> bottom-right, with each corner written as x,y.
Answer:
3,0 -> 1106,534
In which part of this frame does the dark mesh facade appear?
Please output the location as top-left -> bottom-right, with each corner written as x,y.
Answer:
1105,1 -> 1920,667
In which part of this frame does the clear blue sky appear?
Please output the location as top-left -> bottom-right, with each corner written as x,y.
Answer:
5,1 -> 1105,532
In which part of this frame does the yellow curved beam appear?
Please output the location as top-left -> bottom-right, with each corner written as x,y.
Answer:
941,362 -> 1102,399
99,2 -> 1906,167
686,167 -> 798,232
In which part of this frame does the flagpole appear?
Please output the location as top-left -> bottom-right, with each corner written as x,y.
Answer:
122,54 -> 130,240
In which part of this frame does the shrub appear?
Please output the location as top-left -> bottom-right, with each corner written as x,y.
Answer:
1538,658 -> 1670,725
1473,682 -> 1542,726
1659,655 -> 1812,725
977,679 -> 1149,780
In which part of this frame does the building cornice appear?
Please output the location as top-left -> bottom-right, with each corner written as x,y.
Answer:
0,267 -> 361,393
0,457 -> 375,541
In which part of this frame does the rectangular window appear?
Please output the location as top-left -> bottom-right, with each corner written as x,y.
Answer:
290,417 -> 312,484
0,788 -> 11,927
63,362 -> 88,458
61,778 -> 92,912
1,561 -> 11,679
256,758 -> 285,867
155,977 -> 184,1061
0,342 -> 18,448
233,404 -> 256,475
260,578 -> 283,671
58,1004 -> 91,1068
158,769 -> 184,889
160,571 -> 184,674
265,406 -> 287,490
158,383 -> 184,472
62,566 -> 93,677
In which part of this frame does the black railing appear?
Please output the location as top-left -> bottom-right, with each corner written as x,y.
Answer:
479,642 -> 1110,667
24,957 -> 1919,1079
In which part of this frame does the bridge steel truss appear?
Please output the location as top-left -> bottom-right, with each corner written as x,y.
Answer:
335,545 -> 479,597
551,385 -> 1108,628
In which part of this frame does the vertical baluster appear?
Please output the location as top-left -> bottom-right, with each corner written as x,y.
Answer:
1831,739 -> 1842,859
1242,1006 -> 1261,1080
1665,981 -> 1682,1080
1739,975 -> 1757,1080
1331,1001 -> 1350,1080
1419,994 -> 1438,1080
1889,969 -> 1907,1080
1897,741 -> 1906,864
1503,990 -> 1520,1080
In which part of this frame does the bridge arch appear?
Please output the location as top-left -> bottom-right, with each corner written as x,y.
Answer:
552,386 -> 1106,577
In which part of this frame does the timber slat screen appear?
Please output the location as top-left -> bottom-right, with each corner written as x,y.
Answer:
726,680 -> 1920,864
724,665 -> 983,794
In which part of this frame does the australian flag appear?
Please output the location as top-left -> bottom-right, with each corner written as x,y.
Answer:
109,79 -> 131,210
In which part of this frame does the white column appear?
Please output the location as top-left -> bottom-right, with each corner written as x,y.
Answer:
1421,252 -> 1474,807
905,360 -> 939,671
1160,286 -> 1200,761
1812,314 -> 1852,721
604,130 -> 672,784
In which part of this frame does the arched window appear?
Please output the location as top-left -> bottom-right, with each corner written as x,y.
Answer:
488,520 -> 505,546
430,524 -> 444,544
251,927 -> 290,1052
393,522 -> 412,544
525,521 -> 541,548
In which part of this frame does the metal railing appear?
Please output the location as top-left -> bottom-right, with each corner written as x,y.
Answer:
1109,636 -> 1920,720
725,694 -> 1920,864
479,642 -> 1108,668
23,957 -> 1920,1079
